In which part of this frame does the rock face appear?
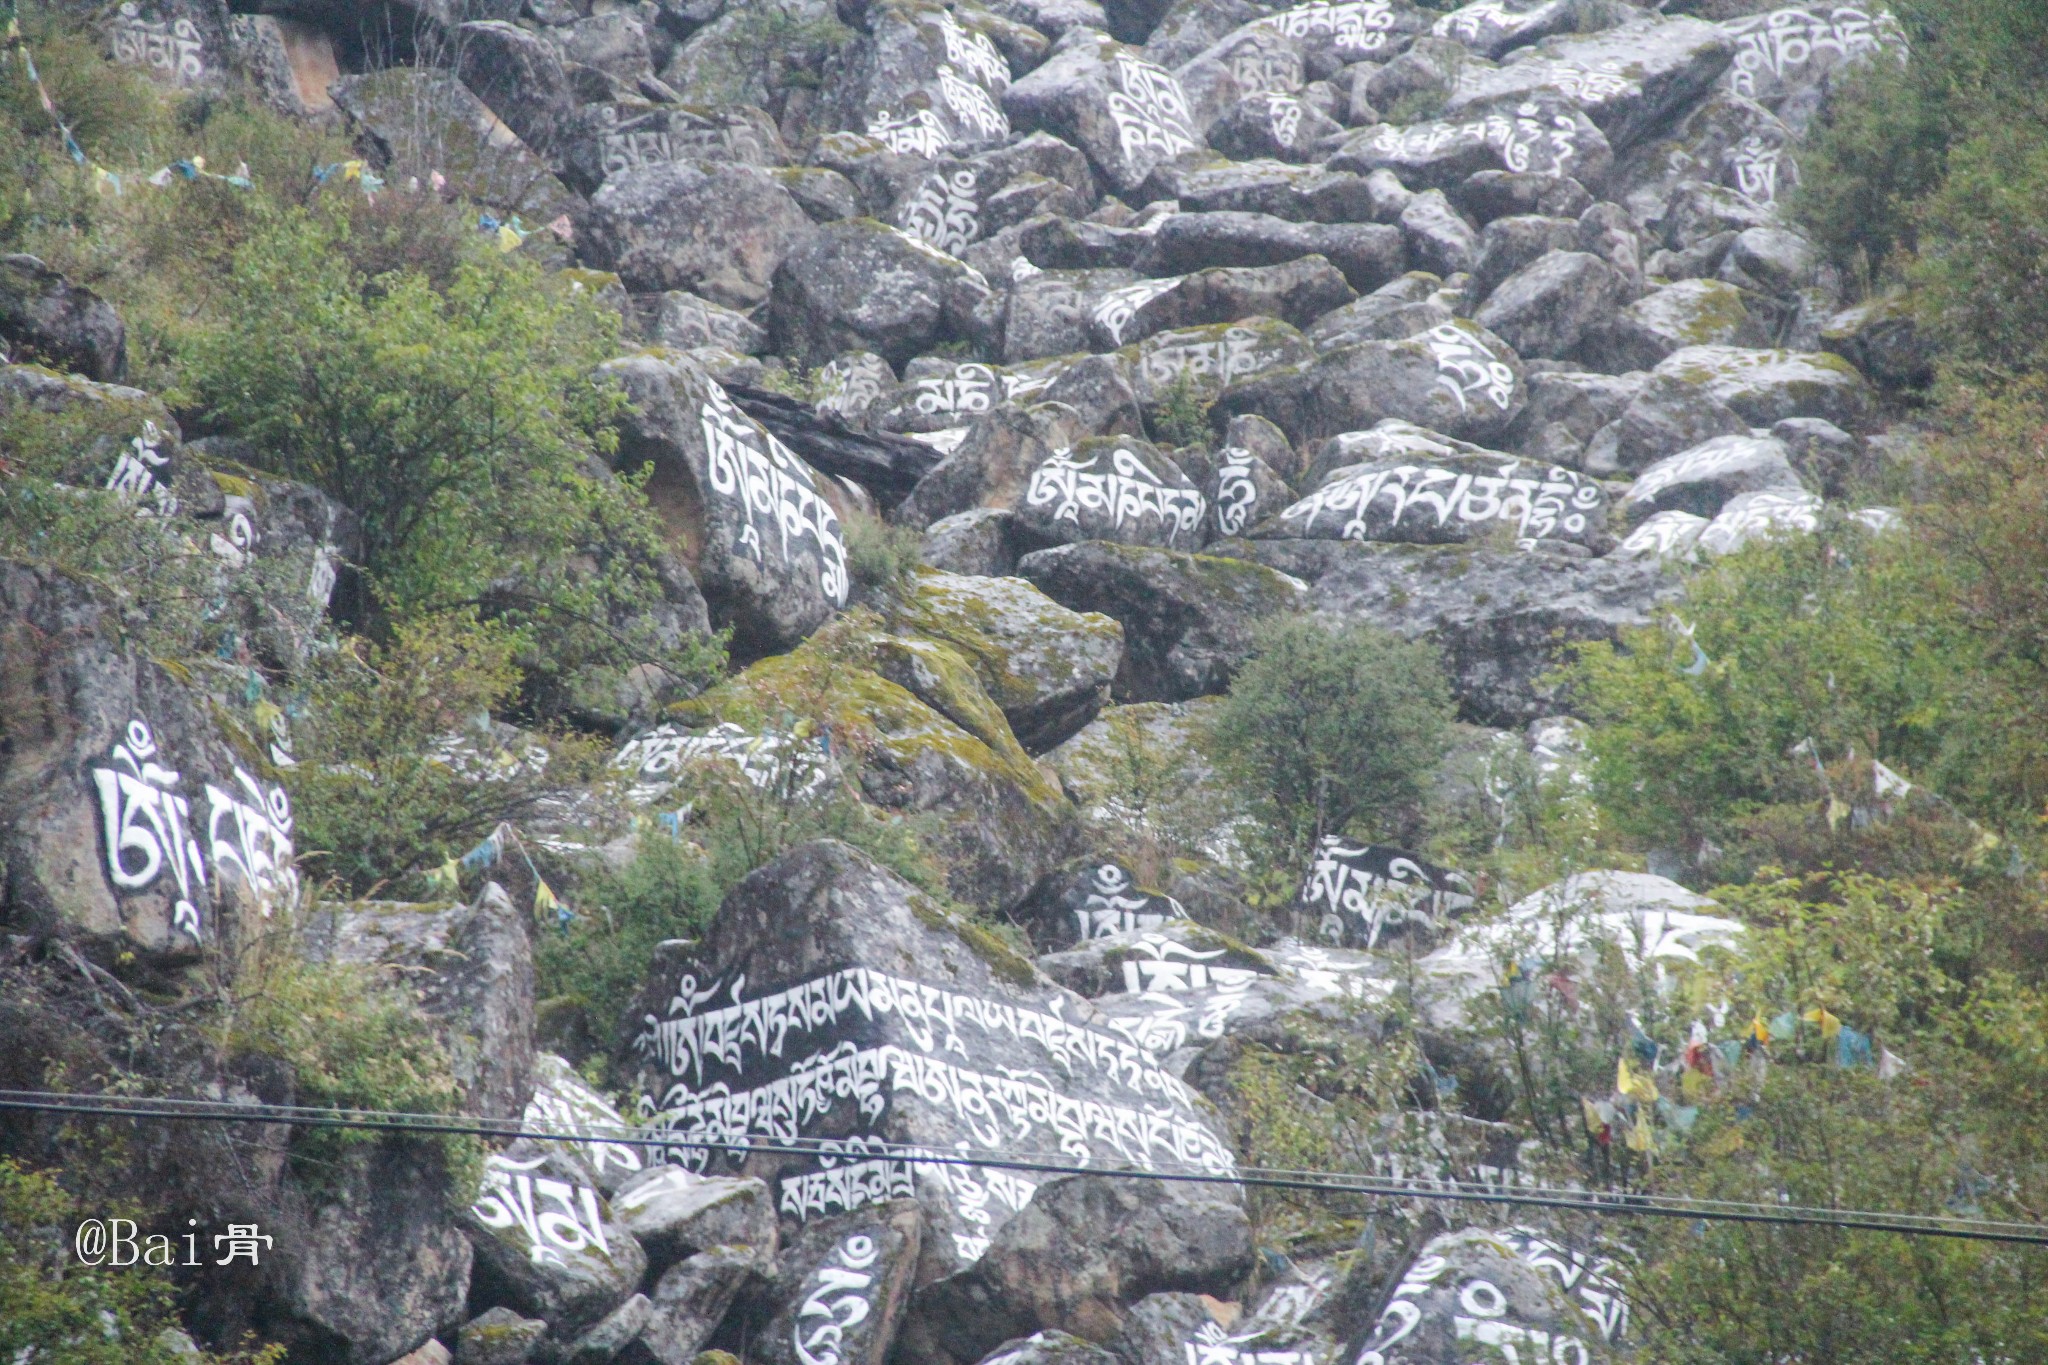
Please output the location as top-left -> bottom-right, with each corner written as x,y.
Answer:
1003,33 -> 1202,194
0,255 -> 126,381
771,221 -> 999,367
896,1173 -> 1254,1365
1018,542 -> 1308,702
583,163 -> 815,307
1015,437 -> 1209,551
620,841 -> 1235,1280
464,1140 -> 648,1338
1263,446 -> 1609,550
600,352 -> 850,658
330,69 -> 573,219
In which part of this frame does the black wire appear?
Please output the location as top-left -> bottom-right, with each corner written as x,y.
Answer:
4,1089 -> 2044,1245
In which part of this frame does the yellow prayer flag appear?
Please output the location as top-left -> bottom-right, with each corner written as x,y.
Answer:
1625,1109 -> 1654,1152
425,857 -> 460,898
1617,1055 -> 1659,1105
495,224 -> 521,253
1801,1006 -> 1843,1040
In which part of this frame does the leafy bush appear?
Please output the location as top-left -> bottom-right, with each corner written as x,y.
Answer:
1150,372 -> 1213,449
1206,617 -> 1455,867
844,513 -> 924,594
0,1159 -> 282,1365
288,615 -> 612,896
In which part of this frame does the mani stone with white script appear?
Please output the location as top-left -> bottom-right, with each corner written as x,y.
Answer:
752,1200 -> 924,1365
1015,436 -> 1208,551
599,352 -> 850,658
619,840 -> 1235,1278
463,1139 -> 648,1340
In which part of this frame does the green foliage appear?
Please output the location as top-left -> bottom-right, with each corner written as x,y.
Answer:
288,615 -> 611,895
225,939 -> 484,1202
844,514 -> 924,594
0,1159 -> 282,1365
1150,371 -> 1213,449
1564,521 -> 2017,865
1207,617 -> 1456,868
535,834 -> 720,1042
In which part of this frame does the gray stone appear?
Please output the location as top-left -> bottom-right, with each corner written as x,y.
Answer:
1431,0 -> 1586,60
1138,212 -> 1407,292
583,161 -> 814,308
456,1307 -> 547,1365
778,166 -> 866,223
753,1202 -> 924,1365
464,1140 -> 647,1339
900,404 -> 1067,526
629,1246 -> 756,1365
454,19 -> 573,154
769,220 -> 998,368
0,255 -> 125,381
921,506 -> 1023,576
1472,250 -> 1623,361
825,6 -> 1015,155
1017,541 -> 1308,701
1821,294 -> 1932,391
1004,33 -> 1203,194
330,69 -> 574,220
1332,98 -> 1612,192
1771,415 -> 1863,498
1207,91 -> 1344,161
1307,292 -> 1454,351
1717,225 -> 1816,295
1122,318 -> 1317,424
559,103 -> 790,196
611,1166 -> 777,1275
640,291 -> 769,355
1586,277 -> 1765,373
1462,214 -> 1582,307
1015,436 -> 1208,550
897,1174 -> 1255,1365
1399,189 -> 1481,277
1620,433 -> 1803,520
1588,369 -> 1749,474
1652,344 -> 1876,430
566,1293 -> 652,1365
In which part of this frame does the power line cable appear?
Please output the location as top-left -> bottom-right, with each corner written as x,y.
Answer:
3,1089 -> 2044,1246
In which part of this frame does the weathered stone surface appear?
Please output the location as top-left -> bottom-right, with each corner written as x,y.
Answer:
1004,33 -> 1203,194
600,352 -> 849,658
224,13 -> 340,120
826,6 -> 1016,155
1472,250 -> 1623,361
1443,16 -> 1735,153
1696,485 -> 1822,556
893,568 -> 1127,752
752,1202 -> 924,1365
1307,287 -> 1454,351
1138,213 -> 1406,292
1015,436 -> 1209,550
1203,442 -> 1292,539
0,255 -> 125,381
621,841 -> 1228,1281
1399,190 -> 1482,277
465,1140 -> 647,1339
1652,344 -> 1875,430
302,885 -> 535,1120
640,290 -> 770,355
1611,507 -> 1708,561
1455,169 -> 1594,224
1821,293 -> 1932,391
1620,433 -> 1803,520
1122,318 -> 1316,422
612,1166 -> 777,1275
1017,541 -> 1307,701
900,404 -> 1068,525
1587,277 -> 1764,372
1463,215 -> 1583,308
560,103 -> 789,196
630,1246 -> 755,1365
1586,369 -> 1749,475
1432,0 -> 1585,60
770,220 -> 998,368
897,1174 -> 1254,1365
454,19 -> 573,154
1213,319 -> 1527,446
331,69 -> 573,220
1207,91 -> 1343,161
921,506 -> 1025,576
1330,98 -> 1613,192
1265,439 -> 1609,550
525,1052 -> 647,1196
583,162 -> 814,308
1227,539 -> 1681,723
456,1307 -> 547,1365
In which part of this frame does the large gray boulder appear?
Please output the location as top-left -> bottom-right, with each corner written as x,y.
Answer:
1017,541 -> 1308,701
1262,446 -> 1609,551
583,161 -> 815,308
827,6 -> 1016,154
1651,345 -> 1877,431
0,255 -> 125,381
896,1174 -> 1255,1365
1619,433 -> 1804,521
1214,319 -> 1528,446
1587,277 -> 1766,373
751,1202 -> 925,1365
599,353 -> 850,657
464,1140 -> 648,1340
1016,437 -> 1209,551
1137,213 -> 1407,293
453,19 -> 572,154
620,841 -> 1234,1281
1329,97 -> 1613,191
769,220 -> 998,368
1003,32 -> 1203,194
1471,250 -> 1624,361
1123,319 -> 1318,425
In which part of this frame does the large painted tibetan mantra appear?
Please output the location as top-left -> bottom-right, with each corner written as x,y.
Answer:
622,842 -> 1235,1275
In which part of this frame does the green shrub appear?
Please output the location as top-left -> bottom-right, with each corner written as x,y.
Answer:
0,1157 -> 282,1364
1149,371 -> 1213,449
1206,617 -> 1455,868
844,514 -> 923,594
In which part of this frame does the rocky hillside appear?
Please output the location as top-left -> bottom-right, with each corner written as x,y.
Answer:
4,0 -> 2047,1361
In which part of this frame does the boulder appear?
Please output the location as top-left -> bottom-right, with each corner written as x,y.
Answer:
1443,16 -> 1735,153
1344,1227 -> 1628,1365
1017,541 -> 1308,701
964,1333 -> 1120,1365
1586,370 -> 1749,475
583,162 -> 815,308
1398,190 -> 1482,277
1772,415 -> 1864,498
640,290 -> 770,355
1472,250 -> 1624,361
1502,368 -> 1642,459
1432,0 -> 1586,60
770,220 -> 998,368
1139,256 -> 1359,338
1003,33 -> 1203,193
464,1140 -> 648,1339
454,19 -> 573,154
1611,508 -> 1707,561
456,1308 -> 548,1365
1228,540 -> 1682,724
599,353 -> 850,658
891,568 -> 1127,752
752,1202 -> 925,1365
1213,319 -> 1528,447
1652,344 -> 1876,430
1719,2 -> 1907,121
1696,486 -> 1822,556
1297,837 -> 1474,950
559,103 -> 790,196
1330,99 -> 1613,192
0,565 -> 302,960
301,885 -> 536,1120
620,841 -> 1230,1281
1015,436 -> 1209,550
921,507 -> 1024,576
1123,318 -> 1317,423
1264,447 -> 1609,551
630,1246 -> 757,1365
0,255 -> 125,381
899,404 -> 1070,525
817,352 -> 902,429
224,13 -> 339,121
1455,169 -> 1594,224
330,70 -> 573,220
828,7 -> 1016,155
611,1166 -> 777,1275
1463,215 -> 1583,308
1307,290 -> 1454,351
101,0 -> 230,89
525,1052 -> 647,1196
1042,700 -> 1221,824
1716,225 -> 1816,296
1821,294 -> 1932,392
1205,443 -> 1292,539
896,1174 -> 1254,1365
1207,91 -> 1343,161
1587,277 -> 1765,372
1016,858 -> 1192,951
1619,433 -> 1803,521
1138,213 -> 1407,292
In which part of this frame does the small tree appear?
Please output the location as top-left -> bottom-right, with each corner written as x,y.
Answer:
1207,617 -> 1455,867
